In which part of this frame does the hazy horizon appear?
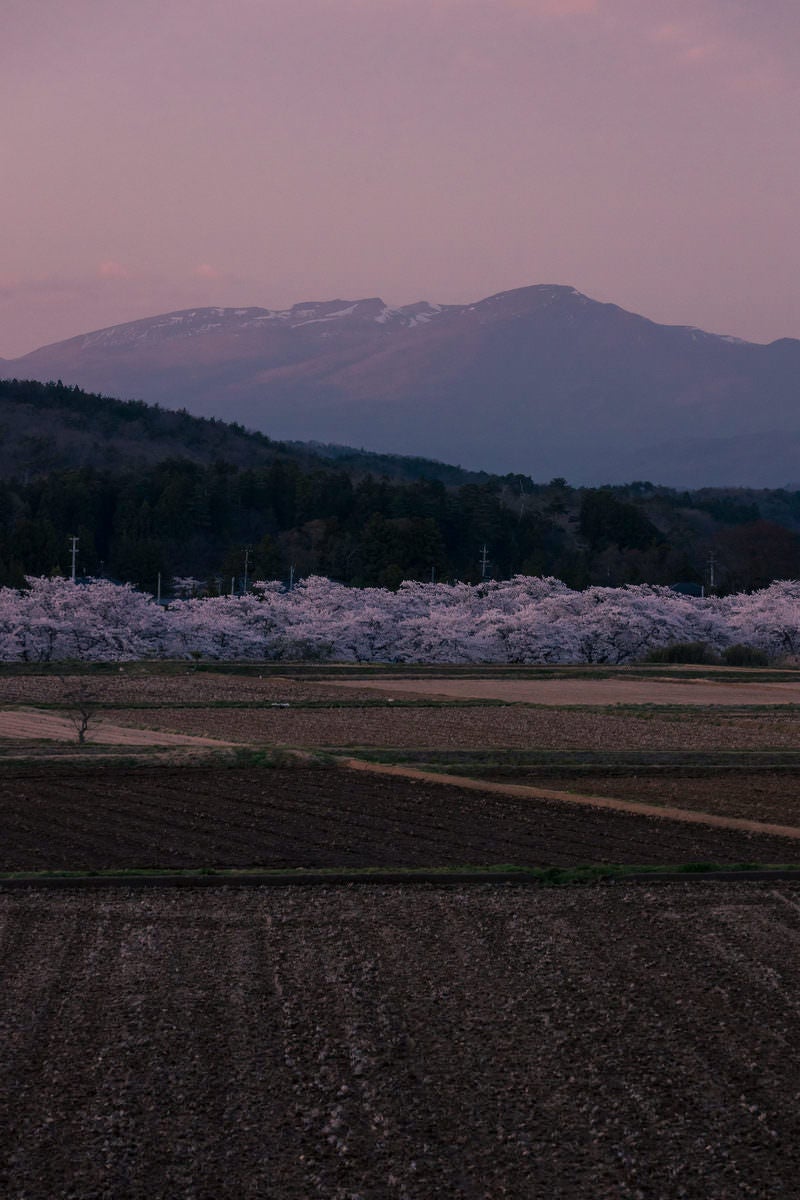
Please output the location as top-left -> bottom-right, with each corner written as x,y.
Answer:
4,0 -> 800,358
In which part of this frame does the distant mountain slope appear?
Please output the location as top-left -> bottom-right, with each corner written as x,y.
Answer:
6,286 -> 800,486
0,378 -> 486,485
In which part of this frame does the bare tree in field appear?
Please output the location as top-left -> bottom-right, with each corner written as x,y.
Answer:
56,675 -> 99,745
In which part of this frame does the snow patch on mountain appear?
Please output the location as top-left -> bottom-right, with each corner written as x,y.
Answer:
36,285 -> 759,360
74,297 -> 453,350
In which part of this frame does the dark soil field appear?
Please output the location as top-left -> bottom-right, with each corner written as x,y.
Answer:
102,703 -> 800,751
3,883 -> 800,1199
1,763 -> 797,872
4,665 -> 800,1196
476,769 -> 800,827
0,671 -> 380,706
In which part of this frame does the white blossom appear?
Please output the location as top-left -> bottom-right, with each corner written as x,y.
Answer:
0,574 -> 796,663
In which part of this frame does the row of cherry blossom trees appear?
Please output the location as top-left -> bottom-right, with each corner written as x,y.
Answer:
0,575 -> 798,664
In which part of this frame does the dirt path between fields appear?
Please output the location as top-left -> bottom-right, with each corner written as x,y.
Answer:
331,676 -> 800,706
341,757 -> 800,841
0,708 -> 235,748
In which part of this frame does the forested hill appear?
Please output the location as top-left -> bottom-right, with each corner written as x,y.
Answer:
0,378 -> 486,485
10,287 -> 800,486
2,378 -> 800,596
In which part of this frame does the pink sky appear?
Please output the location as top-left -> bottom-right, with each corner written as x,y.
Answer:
2,0 -> 799,356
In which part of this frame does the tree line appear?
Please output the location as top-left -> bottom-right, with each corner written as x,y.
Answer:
0,457 -> 799,595
2,376 -> 799,594
2,576 -> 798,664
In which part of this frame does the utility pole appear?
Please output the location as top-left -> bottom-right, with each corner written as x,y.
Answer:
288,563 -> 295,592
69,536 -> 79,582
156,572 -> 162,604
480,543 -> 490,581
707,551 -> 717,594
242,546 -> 252,593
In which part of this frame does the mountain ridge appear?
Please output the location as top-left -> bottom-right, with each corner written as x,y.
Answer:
6,285 -> 800,487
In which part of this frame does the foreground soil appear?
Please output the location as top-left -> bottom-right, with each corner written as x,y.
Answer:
103,703 -> 800,751
1,764 -> 797,872
2,883 -> 800,1199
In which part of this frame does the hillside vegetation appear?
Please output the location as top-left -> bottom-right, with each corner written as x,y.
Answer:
8,286 -> 800,485
1,378 -> 799,593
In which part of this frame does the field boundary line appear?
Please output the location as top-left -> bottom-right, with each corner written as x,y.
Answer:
5,869 -> 800,890
340,757 -> 800,841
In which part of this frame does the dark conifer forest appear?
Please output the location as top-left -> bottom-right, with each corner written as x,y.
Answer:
1,378 -> 799,594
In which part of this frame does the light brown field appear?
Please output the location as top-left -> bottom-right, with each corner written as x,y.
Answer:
330,674 -> 800,706
0,708 -> 232,748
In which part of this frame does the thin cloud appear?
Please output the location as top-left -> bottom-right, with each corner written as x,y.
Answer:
97,260 -> 130,280
648,12 -> 783,89
651,24 -> 718,66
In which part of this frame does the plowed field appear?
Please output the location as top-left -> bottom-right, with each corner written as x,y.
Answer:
103,704 -> 800,750
334,673 -> 800,705
1,764 -> 797,872
0,708 -> 232,747
478,770 -> 800,827
3,884 -> 800,1199
0,672 -> 377,705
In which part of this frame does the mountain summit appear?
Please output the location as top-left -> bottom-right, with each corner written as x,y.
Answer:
6,285 -> 800,486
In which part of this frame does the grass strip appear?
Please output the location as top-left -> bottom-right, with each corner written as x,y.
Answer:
12,698 -> 512,711
349,748 -> 800,766
10,699 -> 800,714
3,862 -> 800,889
0,747 -> 337,772
2,662 -> 798,680
411,763 -> 800,780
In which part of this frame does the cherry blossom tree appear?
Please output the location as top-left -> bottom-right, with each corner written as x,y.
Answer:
0,577 -> 168,661
0,574 -> 795,664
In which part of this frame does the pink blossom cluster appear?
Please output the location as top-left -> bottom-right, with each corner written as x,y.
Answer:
0,575 -> 798,664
